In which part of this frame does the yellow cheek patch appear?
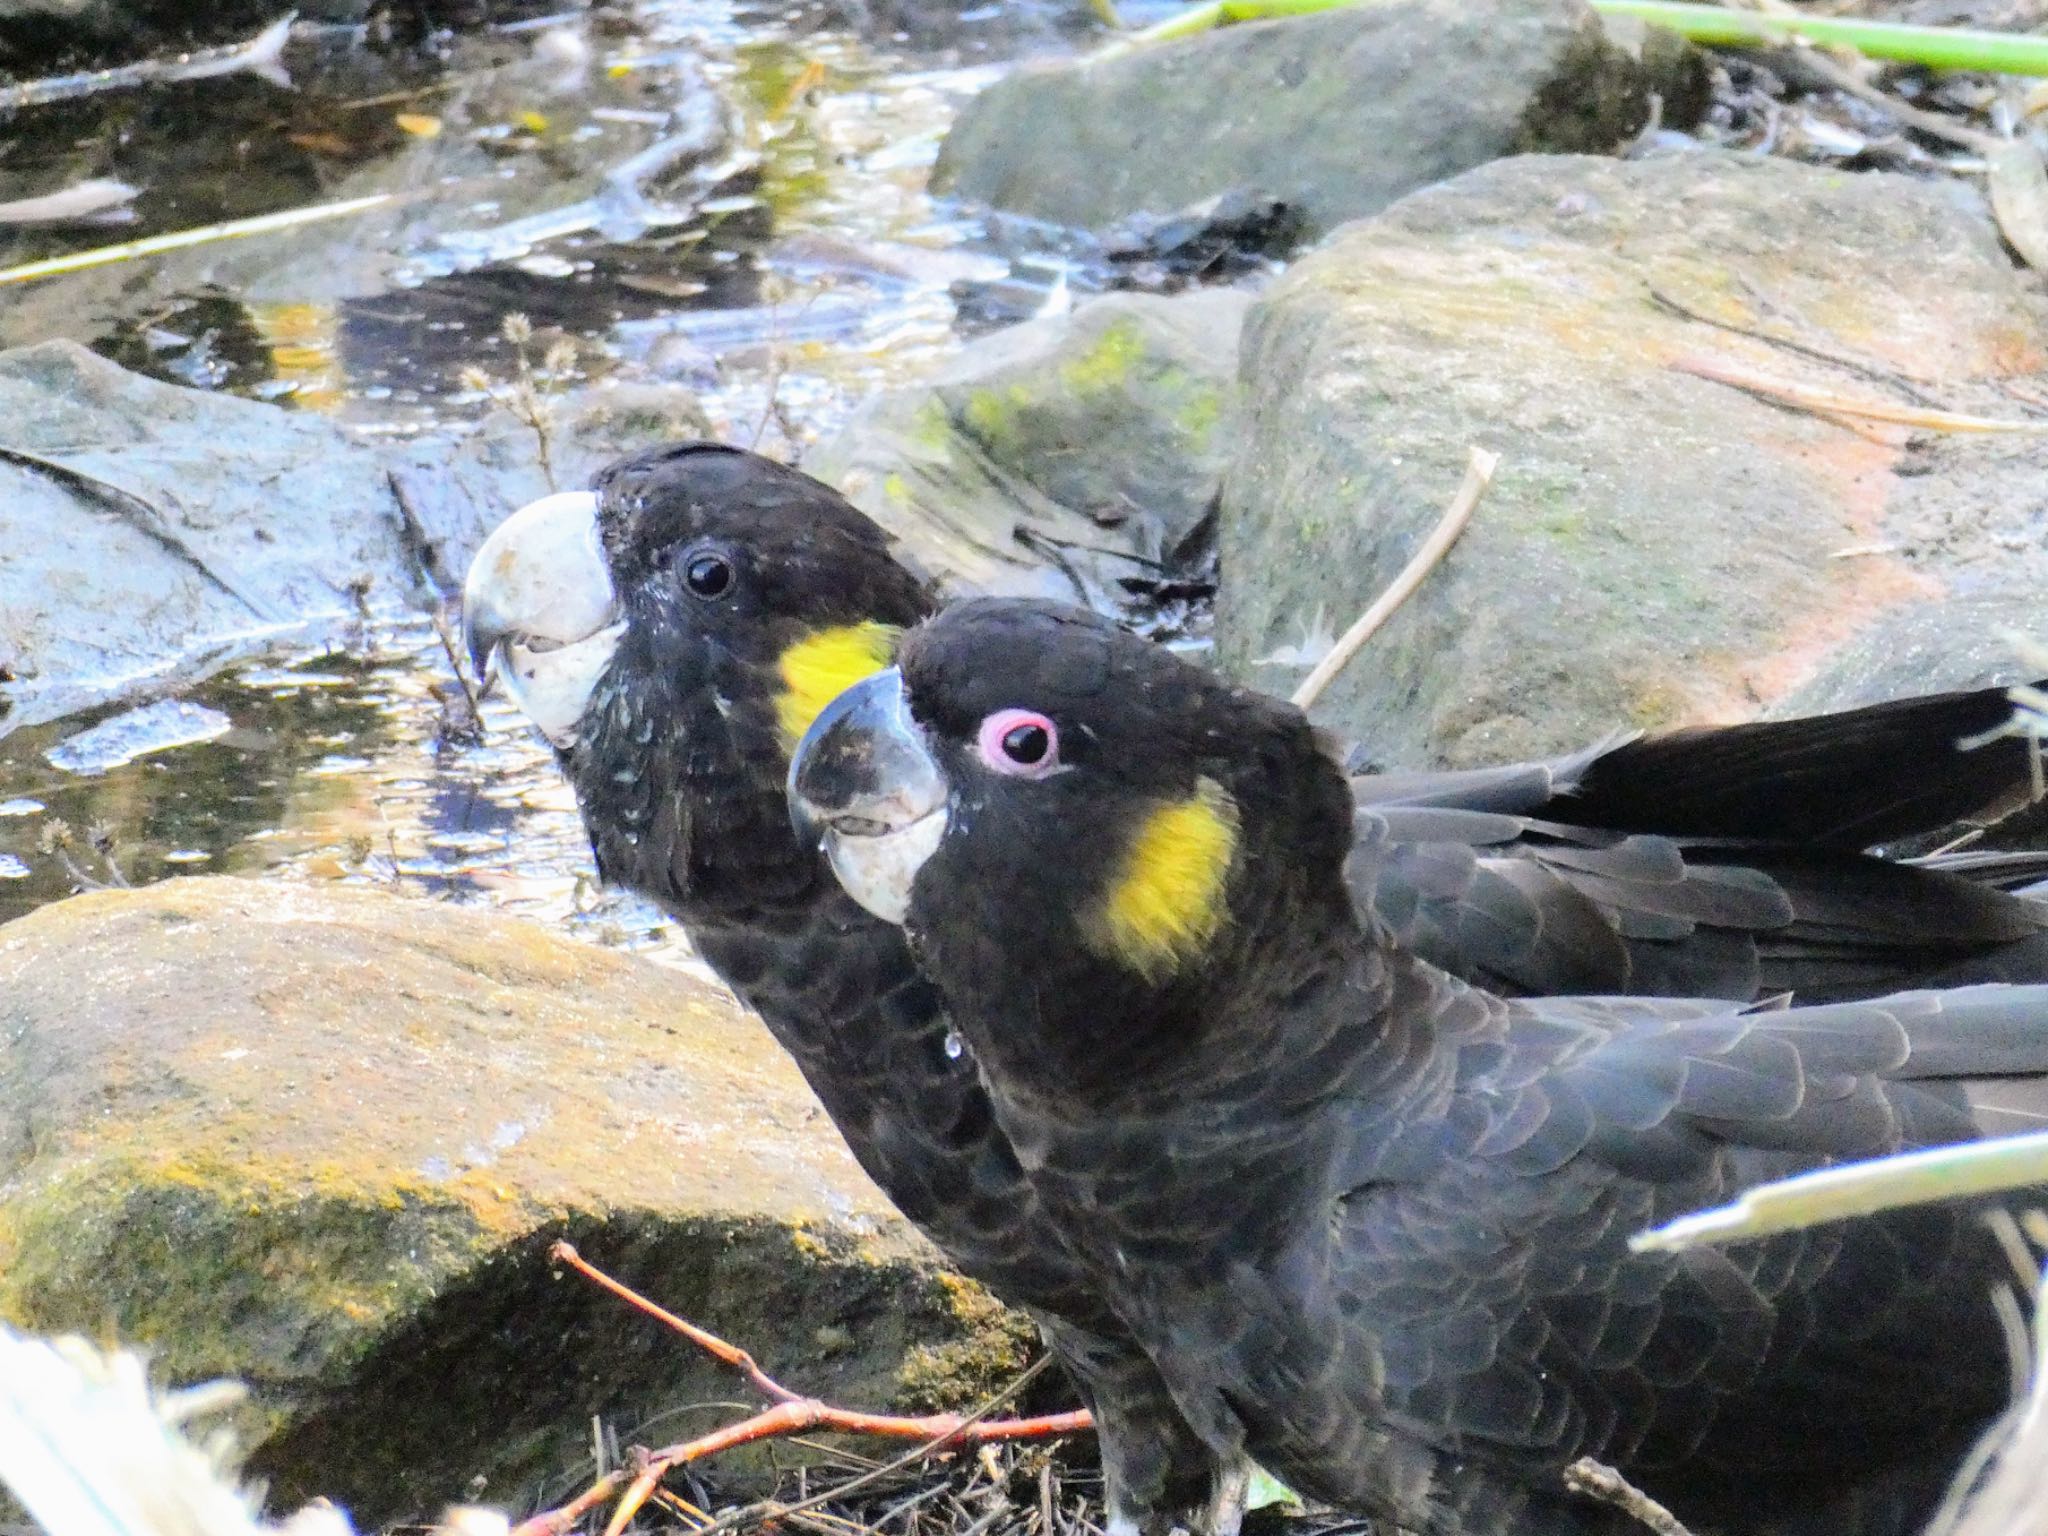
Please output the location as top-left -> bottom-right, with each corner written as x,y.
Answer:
774,622 -> 901,750
1086,777 -> 1238,982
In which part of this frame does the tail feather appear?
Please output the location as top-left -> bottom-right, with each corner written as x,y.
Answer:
1559,681 -> 2042,847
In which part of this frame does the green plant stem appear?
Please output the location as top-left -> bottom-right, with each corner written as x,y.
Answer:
1130,0 -> 1336,46
1595,1 -> 2048,75
1129,0 -> 2048,76
1631,1131 -> 2048,1254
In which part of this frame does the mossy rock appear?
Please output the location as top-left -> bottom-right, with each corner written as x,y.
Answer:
1218,151 -> 2048,767
0,878 -> 1021,1523
807,289 -> 1250,600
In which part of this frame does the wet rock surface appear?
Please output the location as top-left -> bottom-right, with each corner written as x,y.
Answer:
807,288 -> 1248,606
0,340 -> 706,738
1218,150 -> 2048,767
0,1 -> 286,72
0,2 -> 563,74
932,0 -> 1667,240
0,877 -> 1025,1523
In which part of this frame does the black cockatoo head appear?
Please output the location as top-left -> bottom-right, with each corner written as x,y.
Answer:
789,598 -> 1358,1097
463,442 -> 932,915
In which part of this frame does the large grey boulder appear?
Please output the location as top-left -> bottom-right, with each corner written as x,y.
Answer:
0,878 -> 1026,1523
1218,151 -> 2048,766
931,0 -> 1685,240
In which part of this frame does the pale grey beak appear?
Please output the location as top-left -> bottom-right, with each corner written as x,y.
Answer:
788,668 -> 949,925
460,490 -> 625,746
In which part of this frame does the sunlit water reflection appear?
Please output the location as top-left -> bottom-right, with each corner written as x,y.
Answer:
0,0 -> 1118,951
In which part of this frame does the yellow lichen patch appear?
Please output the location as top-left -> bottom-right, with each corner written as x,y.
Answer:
1085,777 -> 1238,982
895,1272 -> 1038,1409
774,622 -> 900,750
1058,316 -> 1144,395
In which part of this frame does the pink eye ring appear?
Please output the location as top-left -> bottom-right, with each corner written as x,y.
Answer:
977,708 -> 1060,778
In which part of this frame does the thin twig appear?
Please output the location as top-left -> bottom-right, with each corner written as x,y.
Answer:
515,1244 -> 1090,1536
551,1242 -> 802,1406
1767,34 -> 1992,150
1643,288 -> 1940,405
1672,358 -> 2048,434
1564,1459 -> 1696,1536
384,469 -> 457,598
0,194 -> 397,286
382,470 -> 485,724
631,1356 -> 1063,1536
429,609 -> 485,729
1291,446 -> 1496,712
50,843 -> 102,891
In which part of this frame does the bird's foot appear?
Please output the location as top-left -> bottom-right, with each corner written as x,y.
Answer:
1196,1457 -> 1253,1536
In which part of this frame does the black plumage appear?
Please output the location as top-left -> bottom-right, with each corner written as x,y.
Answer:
496,445 -> 1232,1533
471,443 -> 2048,1535
1350,687 -> 2048,1001
794,597 -> 2048,1536
576,448 -> 2048,1010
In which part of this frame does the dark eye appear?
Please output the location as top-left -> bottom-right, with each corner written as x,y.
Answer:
1003,721 -> 1050,763
683,551 -> 733,599
977,708 -> 1061,779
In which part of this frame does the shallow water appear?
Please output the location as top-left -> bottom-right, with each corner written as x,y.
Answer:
0,0 -> 1120,943
0,619 -> 704,961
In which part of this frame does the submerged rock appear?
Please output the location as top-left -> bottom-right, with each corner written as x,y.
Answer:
932,0 -> 1686,240
1218,151 -> 2048,766
807,289 -> 1249,606
0,878 -> 1026,1524
41,698 -> 234,775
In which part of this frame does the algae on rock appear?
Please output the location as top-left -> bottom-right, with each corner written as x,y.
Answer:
808,289 -> 1250,601
0,878 -> 1020,1523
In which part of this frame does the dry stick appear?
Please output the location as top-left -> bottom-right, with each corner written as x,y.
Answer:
552,1241 -> 800,1406
1671,357 -> 2048,434
661,1355 -> 1063,1536
1563,1459 -> 1697,1536
0,193 -> 396,286
1290,446 -> 1498,712
384,472 -> 486,724
514,1244 -> 1090,1536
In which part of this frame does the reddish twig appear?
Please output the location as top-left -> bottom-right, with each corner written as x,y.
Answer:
552,1241 -> 799,1406
512,1243 -> 1093,1536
